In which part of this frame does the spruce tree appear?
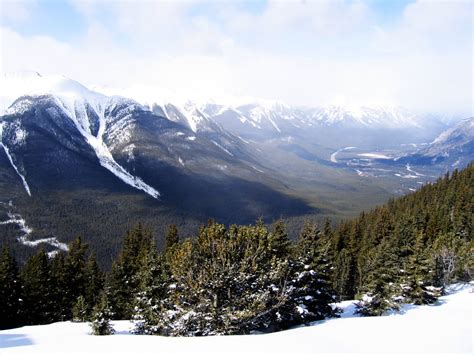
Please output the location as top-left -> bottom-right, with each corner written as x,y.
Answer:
84,254 -> 104,317
72,295 -> 88,322
107,224 -> 155,319
333,248 -> 357,300
402,232 -> 440,304
49,252 -> 68,321
63,236 -> 88,318
90,292 -> 115,335
355,238 -> 402,316
291,222 -> 339,322
133,241 -> 165,335
268,220 -> 290,259
0,247 -> 22,329
165,224 -> 179,250
21,249 -> 54,325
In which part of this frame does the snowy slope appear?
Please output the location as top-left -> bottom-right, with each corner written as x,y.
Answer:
93,84 -> 214,133
0,72 -> 160,199
92,83 -> 425,135
0,283 -> 471,354
308,104 -> 422,128
422,117 -> 474,157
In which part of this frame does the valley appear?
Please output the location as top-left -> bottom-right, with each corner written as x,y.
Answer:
0,72 -> 472,265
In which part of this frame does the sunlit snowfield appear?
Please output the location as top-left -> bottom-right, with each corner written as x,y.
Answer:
0,283 -> 471,355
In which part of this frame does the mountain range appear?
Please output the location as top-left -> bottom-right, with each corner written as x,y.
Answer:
0,71 -> 472,265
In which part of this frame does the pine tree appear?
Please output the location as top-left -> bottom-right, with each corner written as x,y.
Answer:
72,295 -> 88,322
402,232 -> 441,305
165,224 -> 179,250
21,249 -> 54,325
49,252 -> 68,321
355,237 -> 402,316
333,248 -> 357,300
84,254 -> 104,317
133,241 -> 165,335
0,247 -> 22,329
90,292 -> 115,335
291,222 -> 339,322
268,220 -> 290,259
107,224 -> 154,319
63,236 -> 88,319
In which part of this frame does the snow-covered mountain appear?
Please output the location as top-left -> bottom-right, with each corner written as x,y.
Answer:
307,104 -> 423,128
413,117 -> 474,166
0,72 -> 314,258
1,71 -> 471,259
90,82 -> 437,142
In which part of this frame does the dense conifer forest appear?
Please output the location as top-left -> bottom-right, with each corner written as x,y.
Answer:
0,164 -> 472,335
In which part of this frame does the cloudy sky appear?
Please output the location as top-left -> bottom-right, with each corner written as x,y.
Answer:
0,0 -> 472,114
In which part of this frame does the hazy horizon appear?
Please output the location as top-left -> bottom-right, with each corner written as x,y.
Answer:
0,0 -> 472,115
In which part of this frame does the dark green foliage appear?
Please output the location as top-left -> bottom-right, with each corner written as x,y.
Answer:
355,238 -> 402,316
132,240 -> 166,335
107,224 -> 154,319
0,247 -> 22,329
20,249 -> 55,324
0,164 -> 472,333
333,248 -> 356,300
90,292 -> 115,335
49,252 -> 68,321
154,220 -> 338,335
268,220 -> 291,259
84,254 -> 104,317
165,224 -> 179,250
333,164 -> 473,315
402,232 -> 441,305
72,295 -> 88,322
63,237 -> 88,319
293,222 -> 338,320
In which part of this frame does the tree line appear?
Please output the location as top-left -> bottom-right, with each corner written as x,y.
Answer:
0,163 -> 472,335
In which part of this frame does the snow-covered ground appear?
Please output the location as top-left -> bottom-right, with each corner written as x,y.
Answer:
0,284 -> 471,354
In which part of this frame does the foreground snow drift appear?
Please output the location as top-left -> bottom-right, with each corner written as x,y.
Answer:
0,284 -> 471,354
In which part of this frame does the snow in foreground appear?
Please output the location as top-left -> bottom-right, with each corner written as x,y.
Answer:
0,284 -> 472,354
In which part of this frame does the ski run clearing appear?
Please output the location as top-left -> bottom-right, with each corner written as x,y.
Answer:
0,284 -> 471,355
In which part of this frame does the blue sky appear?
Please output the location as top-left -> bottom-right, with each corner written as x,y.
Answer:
0,0 -> 472,114
2,1 -> 414,43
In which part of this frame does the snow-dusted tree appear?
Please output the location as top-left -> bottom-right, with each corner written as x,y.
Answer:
132,243 -> 166,335
72,295 -> 88,322
90,292 -> 115,335
402,232 -> 441,305
107,224 -> 155,319
355,238 -> 402,316
0,246 -> 22,329
291,222 -> 339,322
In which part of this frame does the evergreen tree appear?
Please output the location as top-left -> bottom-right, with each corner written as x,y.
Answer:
49,252 -> 68,321
333,248 -> 356,300
165,224 -> 179,250
402,232 -> 440,304
84,254 -> 104,317
291,222 -> 339,322
355,238 -> 402,316
268,220 -> 290,259
107,224 -> 155,319
0,247 -> 22,329
72,295 -> 88,322
21,249 -> 54,324
90,292 -> 115,335
63,237 -> 88,319
132,241 -> 165,335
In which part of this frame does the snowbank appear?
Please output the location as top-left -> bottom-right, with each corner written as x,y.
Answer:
0,284 -> 472,354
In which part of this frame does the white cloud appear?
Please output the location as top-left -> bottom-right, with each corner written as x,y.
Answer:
0,0 -> 37,24
0,0 -> 472,115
